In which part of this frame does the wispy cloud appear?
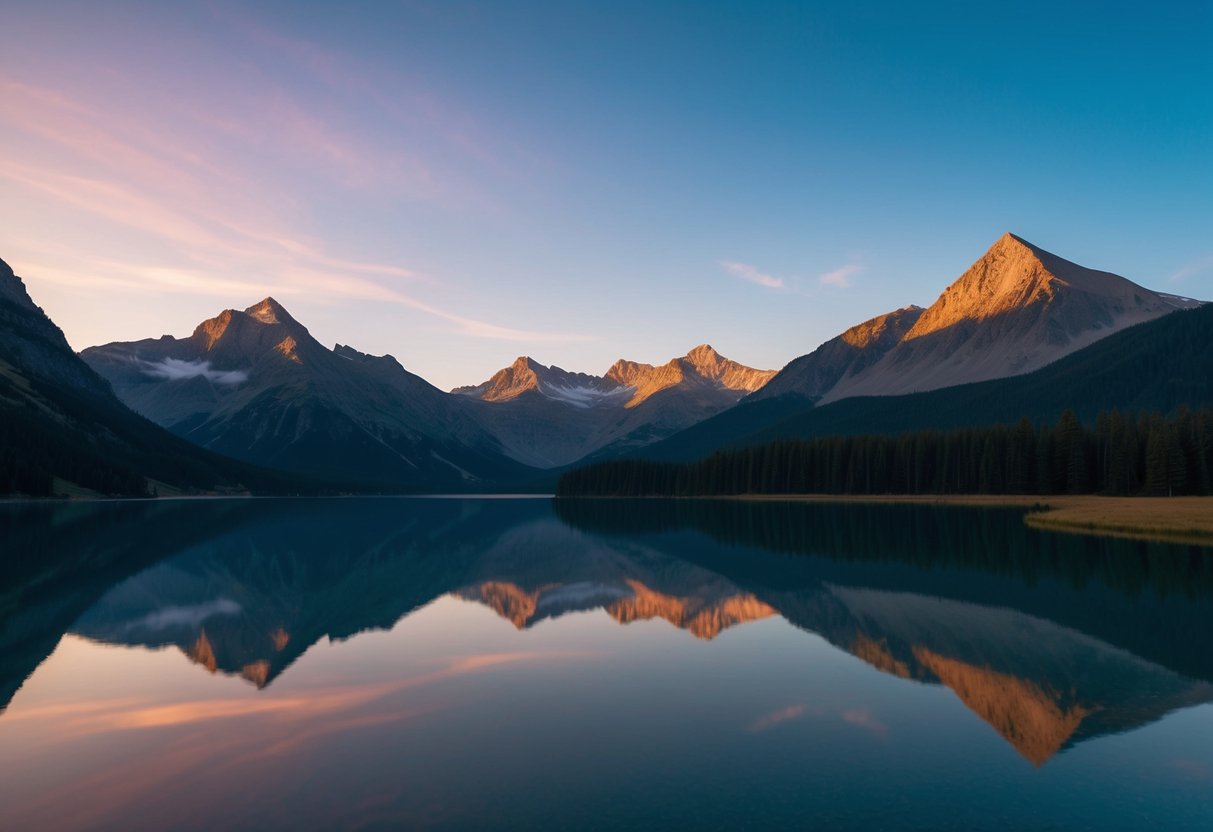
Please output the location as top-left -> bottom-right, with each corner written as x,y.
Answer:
1169,254 -> 1213,283
721,260 -> 784,289
0,46 -> 574,345
818,263 -> 862,289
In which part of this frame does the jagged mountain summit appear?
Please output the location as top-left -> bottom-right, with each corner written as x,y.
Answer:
456,344 -> 775,408
82,298 -> 532,489
753,233 -> 1193,406
603,343 -> 776,407
84,291 -> 774,475
452,355 -> 626,407
453,345 -> 776,467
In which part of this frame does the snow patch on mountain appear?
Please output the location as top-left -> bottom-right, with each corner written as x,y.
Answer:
541,382 -> 632,408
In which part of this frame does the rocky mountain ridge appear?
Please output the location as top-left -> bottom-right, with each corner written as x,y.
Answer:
449,344 -> 777,467
81,297 -> 532,489
455,344 -> 775,408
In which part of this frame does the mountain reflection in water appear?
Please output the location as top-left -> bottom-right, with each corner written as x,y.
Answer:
3,496 -> 1212,773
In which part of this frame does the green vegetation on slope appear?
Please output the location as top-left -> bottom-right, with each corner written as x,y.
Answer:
557,408 -> 1213,498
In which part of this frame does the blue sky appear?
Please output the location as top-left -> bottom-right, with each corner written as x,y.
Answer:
1,1 -> 1209,388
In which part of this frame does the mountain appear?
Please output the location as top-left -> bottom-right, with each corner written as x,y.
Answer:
818,233 -> 1193,402
632,236 -> 1205,462
454,345 -> 775,467
0,258 -> 287,496
82,298 -> 535,490
453,355 -> 625,405
603,343 -> 776,406
752,233 -> 1192,407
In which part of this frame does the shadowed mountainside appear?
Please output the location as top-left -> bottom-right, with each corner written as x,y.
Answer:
0,259 -> 302,496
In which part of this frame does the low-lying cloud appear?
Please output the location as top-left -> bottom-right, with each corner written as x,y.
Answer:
143,358 -> 249,385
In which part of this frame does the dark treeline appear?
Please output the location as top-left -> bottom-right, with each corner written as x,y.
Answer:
0,393 -> 149,497
557,408 -> 1213,498
0,370 -> 347,498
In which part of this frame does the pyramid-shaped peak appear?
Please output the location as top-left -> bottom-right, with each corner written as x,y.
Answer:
902,233 -> 1167,344
459,356 -> 545,402
510,355 -> 541,371
684,344 -> 732,378
985,232 -> 1100,274
245,297 -> 295,325
685,344 -> 721,362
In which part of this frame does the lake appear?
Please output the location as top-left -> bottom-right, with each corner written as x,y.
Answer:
2,497 -> 1212,830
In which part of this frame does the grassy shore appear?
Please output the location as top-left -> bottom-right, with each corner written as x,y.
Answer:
737,493 -> 1213,544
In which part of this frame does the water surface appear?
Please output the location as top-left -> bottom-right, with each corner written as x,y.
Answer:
2,497 -> 1212,830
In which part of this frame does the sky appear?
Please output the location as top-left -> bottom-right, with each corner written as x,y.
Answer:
1,1 -> 1210,390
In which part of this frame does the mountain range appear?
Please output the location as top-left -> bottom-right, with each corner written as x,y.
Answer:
80,298 -> 530,489
2,232 -> 1209,495
452,345 -> 775,467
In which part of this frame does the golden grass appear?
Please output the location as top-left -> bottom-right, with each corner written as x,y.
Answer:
736,493 -> 1213,545
1021,496 -> 1213,544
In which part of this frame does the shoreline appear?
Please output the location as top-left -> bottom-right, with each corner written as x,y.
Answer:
7,490 -> 1211,546
732,493 -> 1213,545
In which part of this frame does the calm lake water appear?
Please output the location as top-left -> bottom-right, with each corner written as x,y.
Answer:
2,497 -> 1212,831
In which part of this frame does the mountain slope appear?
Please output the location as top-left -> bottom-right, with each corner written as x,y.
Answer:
454,345 -> 775,468
749,305 -> 924,403
819,233 -> 1189,402
0,258 -> 289,496
82,299 -> 534,489
746,233 -> 1190,411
